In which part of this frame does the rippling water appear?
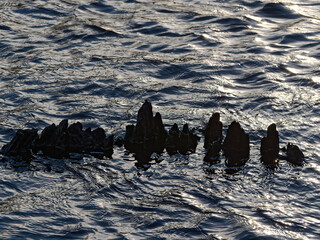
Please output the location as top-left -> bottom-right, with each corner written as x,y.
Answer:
0,0 -> 320,239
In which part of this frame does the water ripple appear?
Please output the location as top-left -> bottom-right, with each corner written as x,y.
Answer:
0,0 -> 320,239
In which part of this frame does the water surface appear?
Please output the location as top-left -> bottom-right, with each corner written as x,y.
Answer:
0,0 -> 319,239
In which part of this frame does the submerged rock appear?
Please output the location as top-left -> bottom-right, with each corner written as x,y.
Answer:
124,100 -> 167,165
1,129 -> 38,161
222,121 -> 249,167
260,124 -> 279,168
285,143 -> 304,166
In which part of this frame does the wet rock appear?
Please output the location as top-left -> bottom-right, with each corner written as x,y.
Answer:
33,119 -> 69,158
179,124 -> 198,155
204,113 -> 223,149
85,127 -> 114,159
203,113 -> 223,163
68,122 -> 86,153
1,129 -> 38,161
165,123 -> 198,155
33,119 -> 113,159
285,143 -> 304,166
124,100 -> 167,165
222,121 -> 249,167
153,112 -> 168,153
114,136 -> 125,147
260,124 -> 279,168
204,141 -> 222,164
261,124 -> 279,157
166,123 -> 180,155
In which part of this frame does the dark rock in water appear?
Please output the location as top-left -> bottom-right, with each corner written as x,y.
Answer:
153,112 -> 168,153
260,123 -> 279,168
223,121 -> 249,167
87,127 -> 114,159
285,143 -> 304,166
204,113 -> 223,149
33,119 -> 113,159
166,123 -> 180,155
179,124 -> 198,155
203,112 -> 223,163
165,123 -> 199,155
114,136 -> 125,147
124,124 -> 135,149
124,100 -> 167,166
68,122 -> 86,153
1,129 -> 38,160
33,119 -> 69,158
261,124 -> 279,157
204,141 -> 221,164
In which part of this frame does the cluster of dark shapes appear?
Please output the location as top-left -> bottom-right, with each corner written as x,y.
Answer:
1,119 -> 113,161
203,114 -> 250,168
123,101 -> 198,168
1,101 -> 304,170
203,114 -> 304,169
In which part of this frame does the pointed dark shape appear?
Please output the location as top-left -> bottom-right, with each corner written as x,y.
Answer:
1,129 -> 38,160
124,101 -> 168,166
92,128 -> 106,142
85,127 -> 92,133
153,112 -> 167,153
204,113 -> 223,149
261,124 -> 279,157
3,118 -> 115,161
179,124 -> 198,155
134,100 -> 154,141
166,123 -> 180,155
178,124 -> 189,155
286,143 -> 304,166
68,122 -> 83,133
88,127 -> 106,153
223,121 -> 249,167
102,135 -> 114,159
124,125 -> 135,151
260,123 -> 279,168
68,122 -> 84,153
34,119 -> 69,158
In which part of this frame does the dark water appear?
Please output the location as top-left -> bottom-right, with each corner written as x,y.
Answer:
0,0 -> 320,239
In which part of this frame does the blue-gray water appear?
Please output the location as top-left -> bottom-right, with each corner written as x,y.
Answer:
0,0 -> 320,239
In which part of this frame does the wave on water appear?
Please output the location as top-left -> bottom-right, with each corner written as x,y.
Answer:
0,0 -> 320,239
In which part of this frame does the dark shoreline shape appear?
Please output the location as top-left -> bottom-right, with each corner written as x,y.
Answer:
285,143 -> 304,166
260,123 -> 279,168
222,121 -> 249,167
124,100 -> 167,167
203,113 -> 223,163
